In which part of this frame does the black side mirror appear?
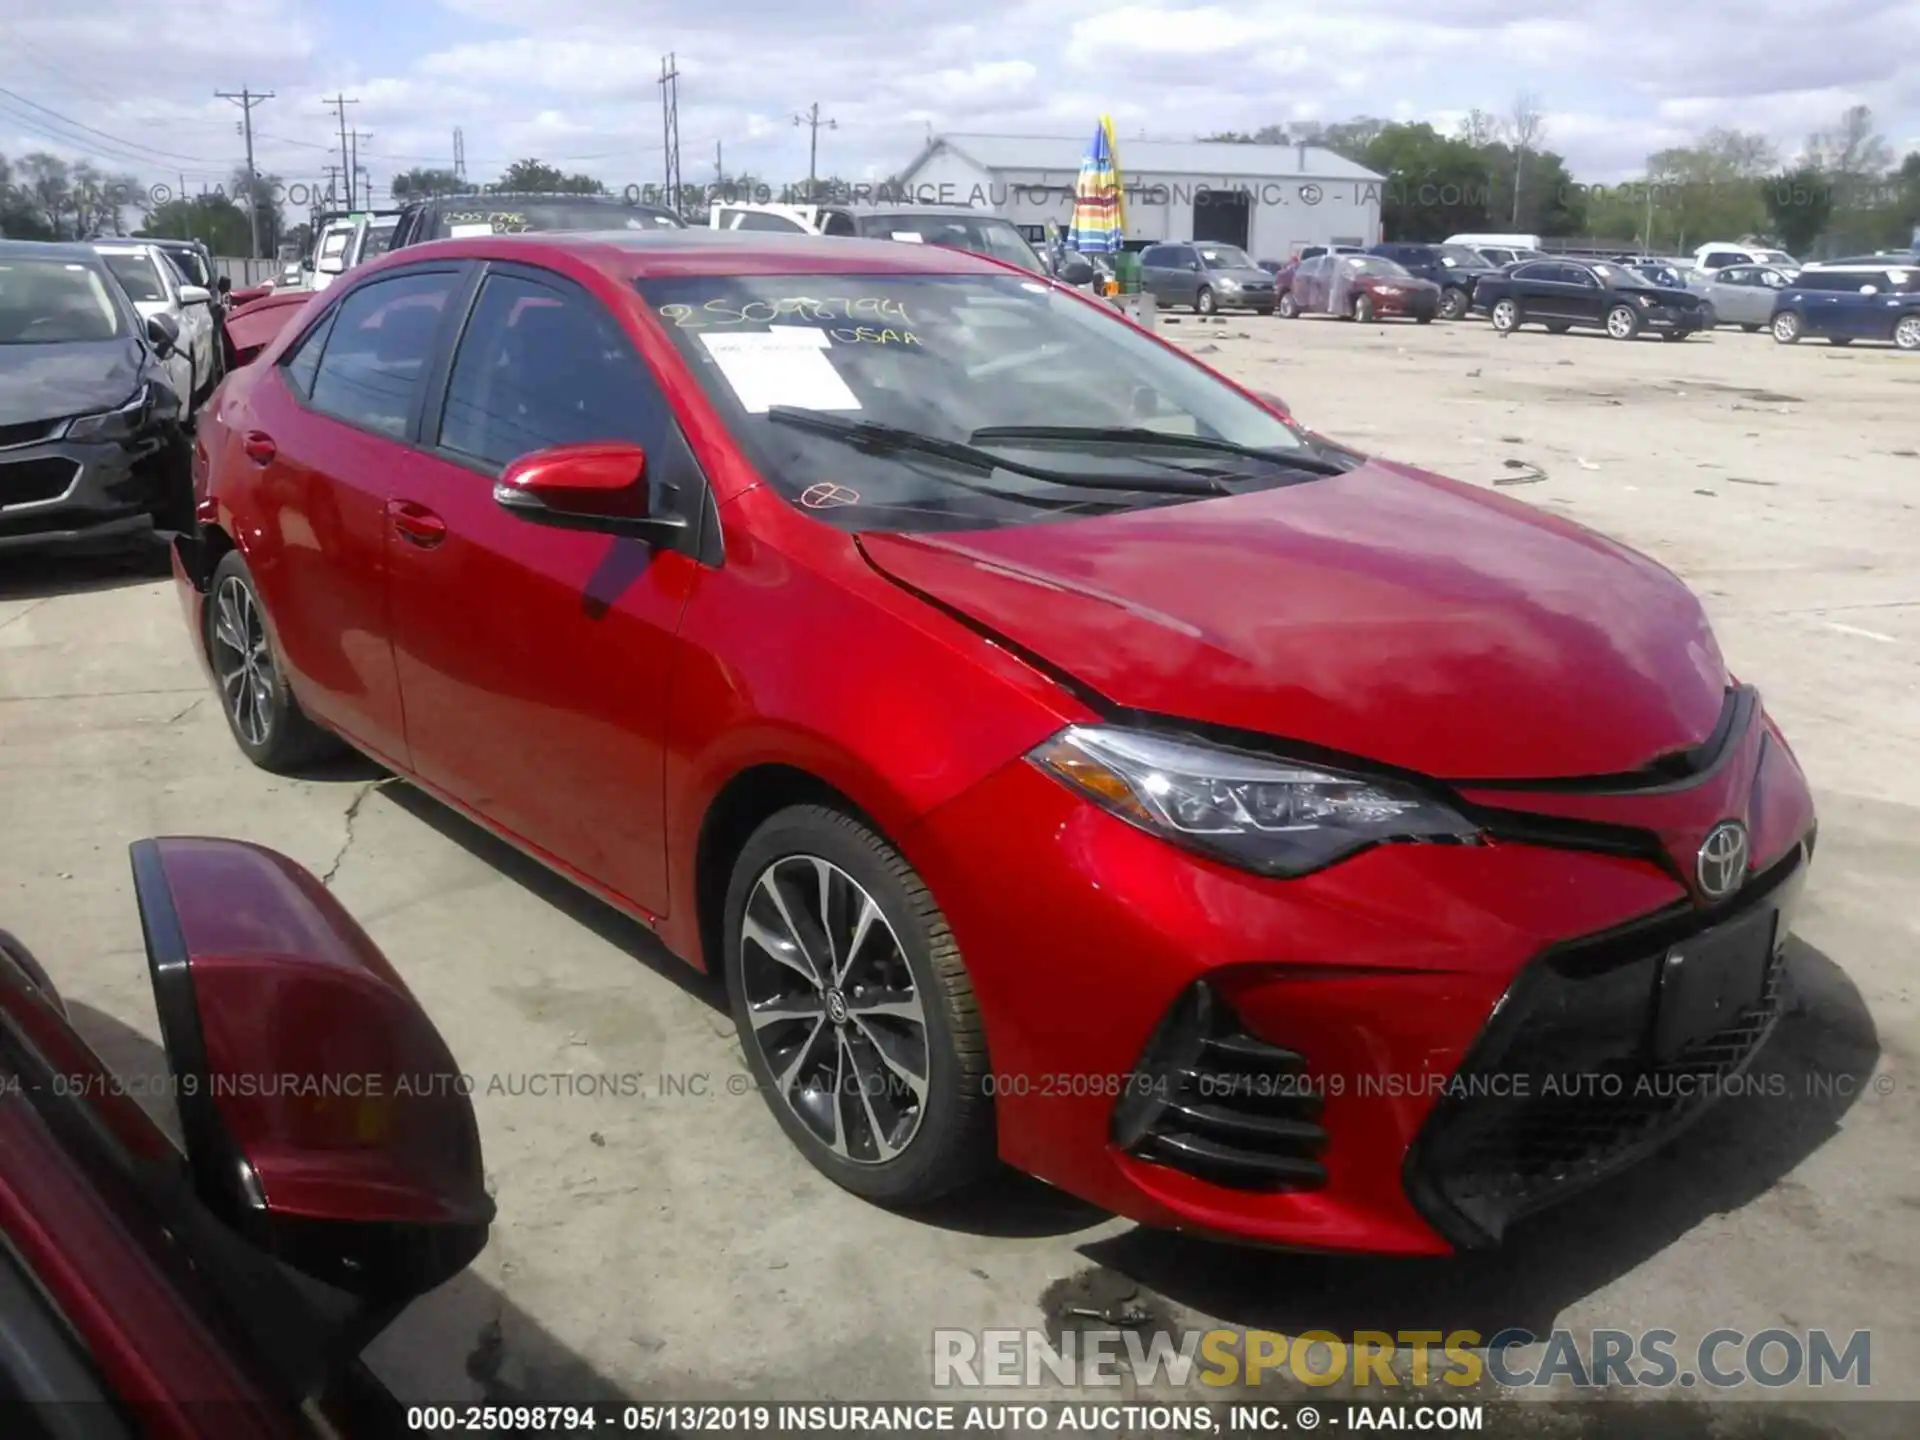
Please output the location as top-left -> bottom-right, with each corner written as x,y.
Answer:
146,313 -> 180,355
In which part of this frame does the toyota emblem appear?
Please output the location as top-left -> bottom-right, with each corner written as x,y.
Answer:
1696,821 -> 1750,900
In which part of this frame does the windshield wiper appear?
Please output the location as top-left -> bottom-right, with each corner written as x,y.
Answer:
766,407 -> 1225,495
967,424 -> 1353,475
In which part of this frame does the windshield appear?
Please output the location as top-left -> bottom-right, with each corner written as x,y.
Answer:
429,200 -> 681,238
1197,244 -> 1254,269
0,259 -> 127,343
1348,256 -> 1412,279
101,252 -> 167,303
1755,250 -> 1797,267
640,273 -> 1321,533
852,214 -> 1043,273
362,221 -> 399,259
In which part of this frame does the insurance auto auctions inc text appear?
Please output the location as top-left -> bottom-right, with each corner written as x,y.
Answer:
934,1327 -> 1871,1392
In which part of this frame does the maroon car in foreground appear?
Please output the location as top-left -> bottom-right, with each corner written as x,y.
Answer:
1278,252 -> 1441,322
0,838 -> 492,1437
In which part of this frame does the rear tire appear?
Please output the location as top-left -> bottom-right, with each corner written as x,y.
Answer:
205,550 -> 343,773
1438,287 -> 1469,321
723,805 -> 996,1207
1772,311 -> 1801,344
1352,293 -> 1374,323
1277,292 -> 1299,318
1895,315 -> 1920,351
1489,297 -> 1521,333
1195,287 -> 1216,316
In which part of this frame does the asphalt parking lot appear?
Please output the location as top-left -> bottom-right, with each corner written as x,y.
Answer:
2,315 -> 1915,1432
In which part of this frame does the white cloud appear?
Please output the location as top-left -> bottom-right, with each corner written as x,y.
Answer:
0,0 -> 1913,215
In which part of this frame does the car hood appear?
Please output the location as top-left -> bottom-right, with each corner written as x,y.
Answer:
857,459 -> 1729,781
1365,275 -> 1441,292
1211,267 -> 1275,284
0,339 -> 149,427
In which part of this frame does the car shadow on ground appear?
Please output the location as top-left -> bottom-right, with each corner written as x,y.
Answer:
0,533 -> 173,601
1075,938 -> 1877,1340
379,782 -> 728,1014
65,1001 -> 684,1435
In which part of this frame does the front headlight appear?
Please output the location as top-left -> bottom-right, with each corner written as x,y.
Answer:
1216,277 -> 1241,290
64,386 -> 150,442
1028,725 -> 1480,877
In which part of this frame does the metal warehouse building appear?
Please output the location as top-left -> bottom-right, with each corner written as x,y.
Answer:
893,132 -> 1385,260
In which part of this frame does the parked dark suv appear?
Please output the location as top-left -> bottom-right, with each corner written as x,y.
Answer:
1370,242 -> 1497,321
388,192 -> 686,249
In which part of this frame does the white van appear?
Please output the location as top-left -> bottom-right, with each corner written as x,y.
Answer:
1445,232 -> 1543,252
1691,242 -> 1800,277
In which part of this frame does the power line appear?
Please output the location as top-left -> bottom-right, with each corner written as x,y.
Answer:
323,94 -> 359,209
216,88 -> 274,260
659,53 -> 682,212
794,103 -> 837,200
0,85 -> 222,167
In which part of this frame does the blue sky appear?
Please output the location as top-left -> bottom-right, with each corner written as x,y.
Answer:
3,0 -> 1917,211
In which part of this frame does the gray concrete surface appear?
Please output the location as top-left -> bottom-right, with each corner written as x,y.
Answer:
1,315 -> 1914,1432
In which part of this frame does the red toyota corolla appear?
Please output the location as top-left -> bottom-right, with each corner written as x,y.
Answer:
174,230 -> 1816,1255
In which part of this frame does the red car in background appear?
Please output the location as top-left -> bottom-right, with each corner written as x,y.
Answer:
1279,251 -> 1442,322
175,230 -> 1813,1256
0,838 -> 492,1435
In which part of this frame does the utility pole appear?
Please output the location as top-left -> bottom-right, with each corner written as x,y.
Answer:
794,103 -> 837,201
348,128 -> 360,210
453,126 -> 466,183
324,165 -> 339,211
714,139 -> 723,191
216,87 -> 274,259
658,53 -> 682,212
323,94 -> 358,213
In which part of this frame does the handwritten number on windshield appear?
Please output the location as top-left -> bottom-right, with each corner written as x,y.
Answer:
657,296 -> 912,328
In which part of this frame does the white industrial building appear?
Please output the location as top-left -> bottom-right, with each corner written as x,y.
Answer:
891,133 -> 1385,260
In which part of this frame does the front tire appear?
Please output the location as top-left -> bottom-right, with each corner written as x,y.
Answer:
1277,291 -> 1299,318
1605,304 -> 1642,340
1195,287 -> 1216,315
723,804 -> 995,1207
1438,287 -> 1469,321
1489,297 -> 1521,333
205,550 -> 343,772
1895,315 -> 1920,351
1352,292 -> 1374,323
1772,311 -> 1802,344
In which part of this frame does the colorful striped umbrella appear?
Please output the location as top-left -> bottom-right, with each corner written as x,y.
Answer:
1067,116 -> 1127,253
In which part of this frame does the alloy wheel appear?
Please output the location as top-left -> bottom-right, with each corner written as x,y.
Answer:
1491,299 -> 1517,331
1196,288 -> 1216,315
1439,289 -> 1466,320
1896,316 -> 1920,351
1772,312 -> 1800,343
210,576 -> 274,748
1606,306 -> 1637,339
737,854 -> 930,1165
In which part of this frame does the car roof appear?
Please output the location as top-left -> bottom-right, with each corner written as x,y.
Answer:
382,228 -> 1012,278
0,239 -> 103,262
90,241 -> 159,255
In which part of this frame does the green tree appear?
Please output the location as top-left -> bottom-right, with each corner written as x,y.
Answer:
1290,118 -> 1389,164
139,192 -> 255,254
493,159 -> 606,195
1640,128 -> 1776,250
1359,123 -> 1494,239
391,167 -> 464,199
1201,125 -> 1291,144
1478,142 -> 1584,236
1764,166 -> 1834,255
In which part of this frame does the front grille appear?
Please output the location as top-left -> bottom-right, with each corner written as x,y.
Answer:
0,458 -> 79,507
1113,983 -> 1328,1192
0,419 -> 60,450
1407,844 -> 1806,1247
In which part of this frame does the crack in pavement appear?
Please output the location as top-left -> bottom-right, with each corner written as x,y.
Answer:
165,697 -> 205,725
320,780 -> 386,889
0,598 -> 52,633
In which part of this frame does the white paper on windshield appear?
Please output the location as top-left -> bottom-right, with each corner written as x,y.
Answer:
697,327 -> 861,414
890,232 -> 925,243
448,222 -> 495,238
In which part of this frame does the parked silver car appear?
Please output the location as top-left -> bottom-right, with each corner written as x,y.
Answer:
1687,264 -> 1794,330
92,242 -> 217,414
